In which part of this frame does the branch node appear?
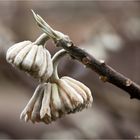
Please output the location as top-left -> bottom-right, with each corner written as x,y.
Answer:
100,60 -> 105,65
126,79 -> 132,87
99,75 -> 108,82
67,42 -> 72,47
82,57 -> 91,65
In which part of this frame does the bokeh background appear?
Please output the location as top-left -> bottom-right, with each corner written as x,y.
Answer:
0,0 -> 140,139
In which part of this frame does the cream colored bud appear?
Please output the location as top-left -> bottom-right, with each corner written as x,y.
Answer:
43,77 -> 92,123
20,75 -> 93,124
61,76 -> 93,108
20,83 -> 45,123
6,34 -> 53,81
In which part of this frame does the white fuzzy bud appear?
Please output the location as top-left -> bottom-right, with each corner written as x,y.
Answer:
6,34 -> 53,82
20,76 -> 93,124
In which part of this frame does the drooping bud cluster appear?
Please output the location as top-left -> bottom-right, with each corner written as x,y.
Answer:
6,10 -> 93,125
6,34 -> 53,81
20,77 -> 93,124
20,49 -> 93,124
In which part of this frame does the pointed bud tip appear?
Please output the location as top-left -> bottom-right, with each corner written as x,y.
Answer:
31,9 -> 38,22
31,9 -> 35,15
20,112 -> 25,120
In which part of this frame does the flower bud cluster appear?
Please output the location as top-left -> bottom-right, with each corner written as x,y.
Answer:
6,11 -> 93,124
6,34 -> 53,82
20,76 -> 93,124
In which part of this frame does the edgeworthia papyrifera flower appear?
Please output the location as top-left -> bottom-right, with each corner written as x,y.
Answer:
6,33 -> 53,81
20,49 -> 93,124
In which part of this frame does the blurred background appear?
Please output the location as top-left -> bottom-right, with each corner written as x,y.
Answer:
0,0 -> 140,139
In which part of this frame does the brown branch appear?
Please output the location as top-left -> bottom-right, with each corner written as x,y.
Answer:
56,39 -> 140,100
31,10 -> 140,100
